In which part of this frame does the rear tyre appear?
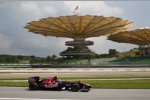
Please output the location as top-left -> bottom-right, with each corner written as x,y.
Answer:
57,83 -> 62,91
29,82 -> 38,90
71,84 -> 80,92
29,85 -> 36,90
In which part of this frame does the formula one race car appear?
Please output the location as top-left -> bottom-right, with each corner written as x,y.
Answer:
28,76 -> 91,92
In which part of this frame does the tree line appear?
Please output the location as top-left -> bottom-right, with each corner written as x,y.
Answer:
0,54 -> 58,64
0,49 -> 119,64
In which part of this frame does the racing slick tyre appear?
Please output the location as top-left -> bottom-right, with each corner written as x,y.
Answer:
71,83 -> 80,92
57,83 -> 63,91
29,82 -> 39,90
29,85 -> 36,90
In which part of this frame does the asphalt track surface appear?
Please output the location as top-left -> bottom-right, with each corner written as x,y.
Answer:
0,68 -> 150,100
0,87 -> 150,100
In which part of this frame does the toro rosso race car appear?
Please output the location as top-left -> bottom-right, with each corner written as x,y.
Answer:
28,76 -> 91,92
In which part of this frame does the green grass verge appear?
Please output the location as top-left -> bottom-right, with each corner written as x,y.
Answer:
81,79 -> 150,89
0,81 -> 27,87
0,79 -> 150,89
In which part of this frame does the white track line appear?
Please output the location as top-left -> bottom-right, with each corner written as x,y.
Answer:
0,68 -> 150,73
1,78 -> 150,82
0,98 -> 76,100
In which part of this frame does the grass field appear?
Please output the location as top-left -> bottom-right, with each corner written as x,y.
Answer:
111,56 -> 150,64
0,78 -> 150,89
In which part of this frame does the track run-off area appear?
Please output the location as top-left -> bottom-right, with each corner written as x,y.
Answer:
1,68 -> 150,72
0,68 -> 150,78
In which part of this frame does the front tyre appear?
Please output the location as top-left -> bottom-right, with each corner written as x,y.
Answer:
71,84 -> 80,92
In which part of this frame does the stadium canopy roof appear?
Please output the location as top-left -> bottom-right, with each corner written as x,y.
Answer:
108,28 -> 150,46
25,15 -> 133,39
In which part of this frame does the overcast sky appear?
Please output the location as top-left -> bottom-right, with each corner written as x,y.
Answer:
0,1 -> 150,57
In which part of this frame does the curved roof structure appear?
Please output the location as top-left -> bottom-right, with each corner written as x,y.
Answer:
25,15 -> 133,38
108,28 -> 150,46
